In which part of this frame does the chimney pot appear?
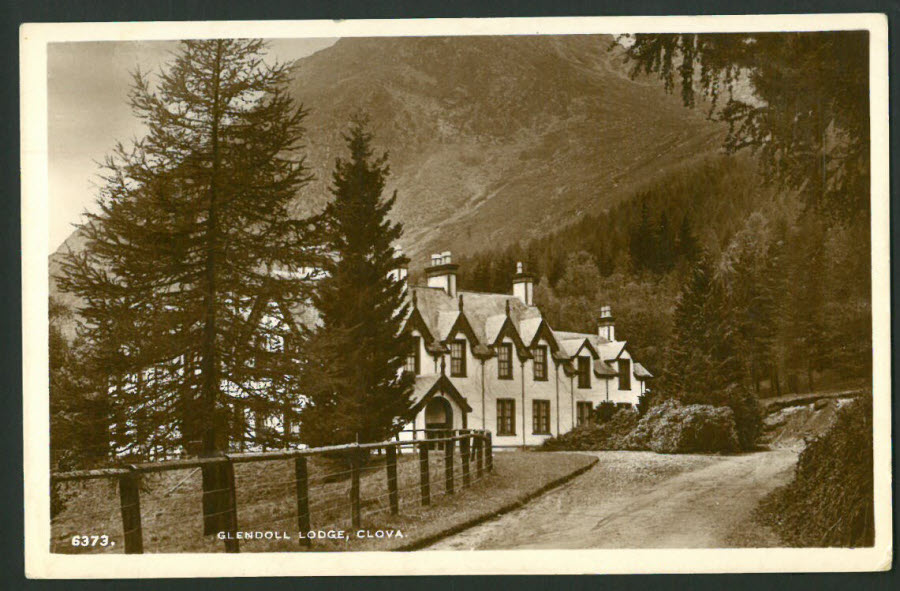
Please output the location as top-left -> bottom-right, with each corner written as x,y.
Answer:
512,261 -> 534,306
425,250 -> 459,297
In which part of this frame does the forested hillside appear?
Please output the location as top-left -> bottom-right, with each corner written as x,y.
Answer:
454,154 -> 871,397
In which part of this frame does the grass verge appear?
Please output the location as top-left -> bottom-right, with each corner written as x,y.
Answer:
51,450 -> 595,553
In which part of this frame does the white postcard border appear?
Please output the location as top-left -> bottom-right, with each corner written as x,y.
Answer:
21,14 -> 892,578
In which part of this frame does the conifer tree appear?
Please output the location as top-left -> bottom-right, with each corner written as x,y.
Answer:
59,39 -> 321,457
299,116 -> 414,447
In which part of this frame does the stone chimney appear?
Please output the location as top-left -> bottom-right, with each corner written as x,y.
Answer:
425,251 -> 458,297
598,305 -> 615,341
512,261 -> 535,306
388,245 -> 409,284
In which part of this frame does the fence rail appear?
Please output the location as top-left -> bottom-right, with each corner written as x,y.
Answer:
51,430 -> 493,554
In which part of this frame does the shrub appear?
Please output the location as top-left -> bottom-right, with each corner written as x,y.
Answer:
623,400 -> 740,453
636,392 -> 653,416
759,396 -> 874,547
678,385 -> 763,451
593,401 -> 618,423
724,385 -> 764,451
540,409 -> 640,451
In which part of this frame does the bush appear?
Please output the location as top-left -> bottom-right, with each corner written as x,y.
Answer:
759,396 -> 874,546
636,392 -> 653,416
540,409 -> 640,451
623,400 -> 740,453
678,385 -> 763,451
593,401 -> 618,423
724,385 -> 764,451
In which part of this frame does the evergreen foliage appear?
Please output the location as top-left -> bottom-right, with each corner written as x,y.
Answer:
621,32 -> 870,222
57,40 -> 322,459
298,116 -> 415,447
49,297 -> 110,471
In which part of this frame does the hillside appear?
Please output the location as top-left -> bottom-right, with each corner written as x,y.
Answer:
287,35 -> 724,265
50,34 -> 724,306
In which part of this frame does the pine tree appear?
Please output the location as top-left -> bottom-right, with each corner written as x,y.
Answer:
299,116 -> 414,447
675,214 -> 699,264
663,254 -> 717,397
59,39 -> 323,533
652,211 -> 675,273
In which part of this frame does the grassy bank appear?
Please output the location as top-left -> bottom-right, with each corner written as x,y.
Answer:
51,450 -> 595,553
757,395 -> 874,547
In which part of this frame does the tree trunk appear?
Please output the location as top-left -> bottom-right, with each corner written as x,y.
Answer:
200,41 -> 228,536
201,41 -> 224,456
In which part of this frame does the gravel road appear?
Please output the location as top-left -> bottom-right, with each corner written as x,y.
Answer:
428,449 -> 798,550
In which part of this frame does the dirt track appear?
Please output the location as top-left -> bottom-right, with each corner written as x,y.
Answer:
428,449 -> 798,549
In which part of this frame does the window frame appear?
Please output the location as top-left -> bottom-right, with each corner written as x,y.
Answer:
532,399 -> 551,434
497,342 -> 513,380
618,358 -> 632,391
576,401 -> 593,426
450,339 -> 467,377
497,398 -> 516,435
577,355 -> 591,389
406,336 -> 421,375
532,345 -> 548,381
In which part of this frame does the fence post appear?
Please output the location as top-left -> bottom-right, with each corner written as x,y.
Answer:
350,450 -> 361,529
418,442 -> 430,506
223,458 -> 239,553
444,437 -> 455,494
474,435 -> 483,480
294,456 -> 311,547
460,435 -> 471,488
118,467 -> 143,554
486,433 -> 493,473
386,445 -> 399,515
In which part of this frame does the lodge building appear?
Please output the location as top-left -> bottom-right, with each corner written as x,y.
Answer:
399,252 -> 653,447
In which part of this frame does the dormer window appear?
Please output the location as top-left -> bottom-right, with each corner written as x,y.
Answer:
577,356 -> 591,389
450,339 -> 467,377
498,343 -> 513,380
406,337 -> 421,375
533,345 -> 548,381
618,358 -> 631,390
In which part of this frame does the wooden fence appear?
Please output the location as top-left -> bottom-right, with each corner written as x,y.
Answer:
50,430 -> 493,554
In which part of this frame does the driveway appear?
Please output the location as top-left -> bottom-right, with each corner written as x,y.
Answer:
428,449 -> 798,549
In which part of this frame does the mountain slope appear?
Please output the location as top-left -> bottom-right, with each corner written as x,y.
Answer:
50,34 -> 724,306
285,35 -> 724,266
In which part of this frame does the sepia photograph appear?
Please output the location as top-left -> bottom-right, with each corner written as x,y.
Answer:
21,15 -> 890,577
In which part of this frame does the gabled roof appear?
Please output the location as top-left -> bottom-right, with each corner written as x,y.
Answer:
406,286 -> 541,357
595,340 -> 628,362
491,315 -> 533,360
404,285 -> 650,378
409,375 -> 473,414
558,337 -> 599,360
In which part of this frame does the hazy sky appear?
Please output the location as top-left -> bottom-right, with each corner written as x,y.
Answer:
47,38 -> 337,251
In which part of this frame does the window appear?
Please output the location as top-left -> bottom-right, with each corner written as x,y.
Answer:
497,399 -> 515,435
576,401 -> 593,426
532,400 -> 550,434
577,356 -> 591,389
533,345 -> 548,381
450,339 -> 467,377
406,337 -> 420,375
498,343 -> 513,379
618,359 -> 631,391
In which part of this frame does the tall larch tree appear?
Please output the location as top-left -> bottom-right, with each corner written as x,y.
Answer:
59,40 -> 322,530
298,116 -> 414,447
